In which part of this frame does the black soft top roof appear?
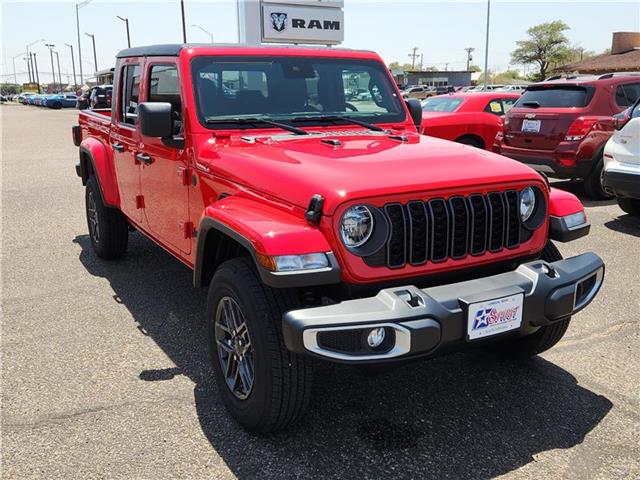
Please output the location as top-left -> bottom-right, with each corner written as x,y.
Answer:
116,43 -> 374,59
116,44 -> 184,58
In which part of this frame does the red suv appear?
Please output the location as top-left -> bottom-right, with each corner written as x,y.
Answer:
494,73 -> 640,199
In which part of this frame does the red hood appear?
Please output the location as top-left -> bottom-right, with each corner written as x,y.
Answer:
195,129 -> 542,215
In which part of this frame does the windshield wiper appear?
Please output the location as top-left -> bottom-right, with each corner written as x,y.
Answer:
290,115 -> 385,132
204,117 -> 308,135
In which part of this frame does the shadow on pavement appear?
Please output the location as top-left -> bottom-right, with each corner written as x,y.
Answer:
75,233 -> 612,479
604,215 -> 640,238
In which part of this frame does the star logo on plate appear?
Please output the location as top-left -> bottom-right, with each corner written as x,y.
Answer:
473,309 -> 491,330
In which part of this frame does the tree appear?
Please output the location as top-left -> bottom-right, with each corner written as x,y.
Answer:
0,83 -> 21,95
468,64 -> 482,72
511,21 -> 573,80
388,61 -> 414,72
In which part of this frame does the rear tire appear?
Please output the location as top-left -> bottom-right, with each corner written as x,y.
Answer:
617,197 -> 640,216
85,175 -> 128,259
584,157 -> 614,200
455,135 -> 485,149
206,257 -> 313,433
487,241 -> 571,359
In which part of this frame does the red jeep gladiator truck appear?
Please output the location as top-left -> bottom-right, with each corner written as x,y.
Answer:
73,44 -> 604,433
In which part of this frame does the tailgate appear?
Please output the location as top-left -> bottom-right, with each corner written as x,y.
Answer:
505,110 -> 575,151
504,84 -> 595,151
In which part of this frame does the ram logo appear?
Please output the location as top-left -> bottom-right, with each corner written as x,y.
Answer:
270,12 -> 287,32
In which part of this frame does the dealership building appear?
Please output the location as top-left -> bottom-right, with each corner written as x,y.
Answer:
393,70 -> 473,88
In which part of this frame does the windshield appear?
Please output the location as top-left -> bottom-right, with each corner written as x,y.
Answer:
422,96 -> 464,112
516,85 -> 594,108
191,56 -> 405,128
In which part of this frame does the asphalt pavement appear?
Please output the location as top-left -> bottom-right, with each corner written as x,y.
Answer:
2,104 -> 639,479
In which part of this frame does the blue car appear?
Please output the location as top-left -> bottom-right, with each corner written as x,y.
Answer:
46,94 -> 78,109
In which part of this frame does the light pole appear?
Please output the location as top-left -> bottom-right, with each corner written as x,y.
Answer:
26,39 -> 44,83
65,43 -> 77,88
76,0 -> 93,85
191,24 -> 213,43
483,0 -> 491,90
180,0 -> 187,43
45,44 -> 56,92
55,51 -> 63,92
24,58 -> 32,84
31,53 -> 41,93
117,16 -> 131,48
85,32 -> 98,73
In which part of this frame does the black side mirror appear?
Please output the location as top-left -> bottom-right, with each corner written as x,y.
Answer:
405,98 -> 422,130
138,102 -> 173,138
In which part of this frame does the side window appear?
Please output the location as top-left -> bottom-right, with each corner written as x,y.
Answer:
632,100 -> 640,119
484,99 -> 503,115
148,64 -> 182,133
119,64 -> 141,126
615,83 -> 640,108
501,98 -> 516,113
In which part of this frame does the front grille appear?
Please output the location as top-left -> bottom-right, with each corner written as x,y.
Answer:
375,191 -> 522,269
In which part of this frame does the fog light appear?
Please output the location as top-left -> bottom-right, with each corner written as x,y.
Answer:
367,327 -> 386,348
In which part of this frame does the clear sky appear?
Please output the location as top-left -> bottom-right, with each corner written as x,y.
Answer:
1,0 -> 638,84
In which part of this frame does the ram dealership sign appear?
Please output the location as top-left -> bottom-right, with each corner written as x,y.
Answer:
239,0 -> 344,45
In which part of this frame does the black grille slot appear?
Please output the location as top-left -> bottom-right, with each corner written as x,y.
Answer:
385,204 -> 406,268
318,330 -> 363,353
428,199 -> 449,262
504,190 -> 521,248
407,201 -> 428,265
377,191 -> 523,268
469,194 -> 488,255
449,196 -> 469,259
487,192 -> 506,252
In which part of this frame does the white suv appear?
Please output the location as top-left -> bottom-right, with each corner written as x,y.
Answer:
603,99 -> 640,216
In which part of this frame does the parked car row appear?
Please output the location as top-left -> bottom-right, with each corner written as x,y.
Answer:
494,72 -> 640,199
414,72 -> 640,205
8,85 -> 113,110
12,92 -> 78,109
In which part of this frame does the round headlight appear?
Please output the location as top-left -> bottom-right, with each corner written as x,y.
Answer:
520,187 -> 536,222
340,205 -> 374,248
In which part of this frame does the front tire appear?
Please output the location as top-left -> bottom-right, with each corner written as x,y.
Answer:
85,176 -> 128,259
206,257 -> 312,433
617,197 -> 640,216
488,241 -> 571,358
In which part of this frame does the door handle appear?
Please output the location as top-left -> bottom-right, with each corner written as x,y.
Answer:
111,143 -> 125,152
136,152 -> 154,165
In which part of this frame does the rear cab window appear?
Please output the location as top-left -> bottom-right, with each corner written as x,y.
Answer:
516,85 -> 595,108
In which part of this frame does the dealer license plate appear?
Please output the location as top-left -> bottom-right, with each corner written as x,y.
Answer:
521,119 -> 541,133
467,293 -> 524,340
